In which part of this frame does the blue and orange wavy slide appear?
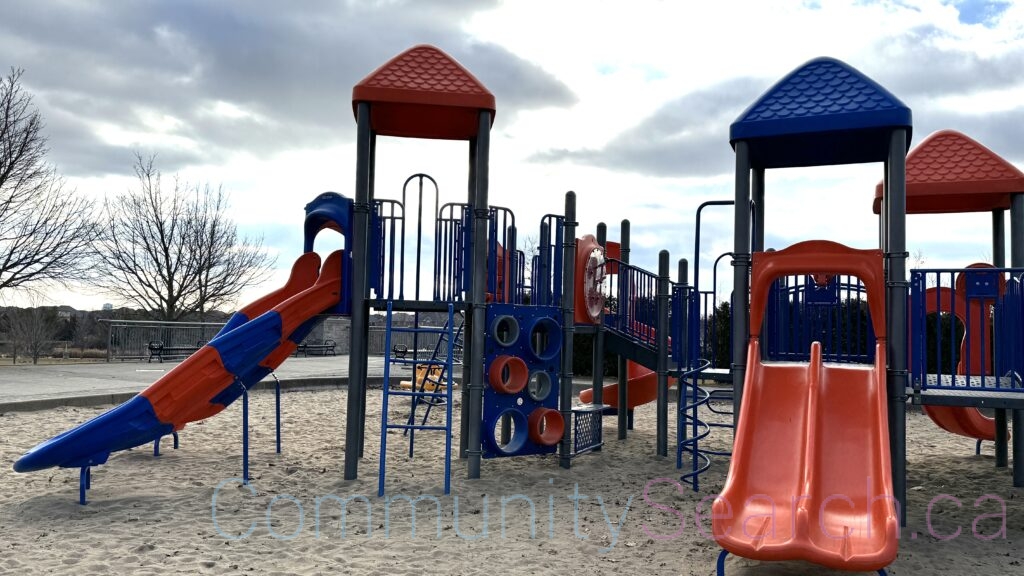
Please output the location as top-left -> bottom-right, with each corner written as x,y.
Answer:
14,250 -> 342,473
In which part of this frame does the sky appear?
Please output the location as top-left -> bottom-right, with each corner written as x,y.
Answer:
3,0 -> 1024,311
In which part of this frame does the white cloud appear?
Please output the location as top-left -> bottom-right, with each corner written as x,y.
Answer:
3,0 -> 1021,313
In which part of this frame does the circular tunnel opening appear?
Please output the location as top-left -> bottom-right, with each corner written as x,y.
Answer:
526,316 -> 561,361
528,408 -> 564,447
527,370 -> 553,402
489,409 -> 528,455
491,315 -> 520,348
488,355 -> 529,395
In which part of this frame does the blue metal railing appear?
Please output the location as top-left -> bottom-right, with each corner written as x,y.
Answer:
763,274 -> 874,364
487,206 -> 518,304
603,258 -> 659,349
910,267 -> 1024,393
374,198 -> 404,300
532,214 -> 565,307
434,202 -> 471,302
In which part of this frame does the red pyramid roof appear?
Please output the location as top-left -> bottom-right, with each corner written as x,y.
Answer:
873,130 -> 1024,214
352,44 -> 495,140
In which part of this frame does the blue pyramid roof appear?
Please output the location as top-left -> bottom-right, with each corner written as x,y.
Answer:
730,57 -> 912,168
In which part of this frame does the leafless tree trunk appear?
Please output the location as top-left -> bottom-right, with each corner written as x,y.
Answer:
0,68 -> 98,296
93,154 -> 276,321
8,305 -> 59,364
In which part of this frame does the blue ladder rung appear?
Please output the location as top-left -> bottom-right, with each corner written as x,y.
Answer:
388,327 -> 451,335
387,390 -> 448,399
388,358 -> 449,367
386,424 -> 449,431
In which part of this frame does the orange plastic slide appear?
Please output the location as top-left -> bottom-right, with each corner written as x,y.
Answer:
578,360 -> 657,409
713,341 -> 898,571
713,240 -> 898,572
918,283 -> 999,441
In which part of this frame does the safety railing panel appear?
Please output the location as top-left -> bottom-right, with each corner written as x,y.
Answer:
763,274 -> 874,364
434,202 -> 472,302
487,206 -> 519,304
532,214 -> 565,307
603,258 -> 659,349
374,199 -> 404,300
910,267 -> 1024,393
671,284 -> 690,365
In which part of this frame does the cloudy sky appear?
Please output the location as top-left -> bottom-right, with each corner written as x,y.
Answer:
3,0 -> 1023,310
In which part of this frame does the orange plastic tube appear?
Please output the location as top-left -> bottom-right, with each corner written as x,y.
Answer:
527,407 -> 564,446
488,355 -> 529,394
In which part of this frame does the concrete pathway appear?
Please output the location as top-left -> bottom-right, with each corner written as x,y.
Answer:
0,356 -> 387,411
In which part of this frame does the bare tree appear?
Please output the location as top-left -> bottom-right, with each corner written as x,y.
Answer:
0,68 -> 98,296
93,154 -> 275,320
8,305 -> 59,364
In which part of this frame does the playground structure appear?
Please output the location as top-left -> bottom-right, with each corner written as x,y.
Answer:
11,44 -> 1024,575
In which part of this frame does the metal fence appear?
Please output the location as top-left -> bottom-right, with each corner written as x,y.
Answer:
367,326 -> 463,363
102,319 -> 226,361
99,313 -> 470,364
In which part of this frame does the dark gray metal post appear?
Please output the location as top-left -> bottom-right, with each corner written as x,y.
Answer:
459,139 -> 477,459
358,131 -> 377,459
752,168 -> 765,252
593,223 -> 607,410
344,102 -> 372,481
559,192 -> 577,469
992,209 -> 1009,469
1011,195 -> 1024,487
466,111 -> 492,479
617,220 -> 630,439
731,142 -> 751,432
655,250 -> 670,457
887,129 -> 909,525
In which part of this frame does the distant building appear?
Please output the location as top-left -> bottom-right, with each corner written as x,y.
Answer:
102,303 -> 113,311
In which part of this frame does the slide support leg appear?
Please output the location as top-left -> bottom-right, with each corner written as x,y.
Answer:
274,375 -> 282,454
242,386 -> 250,485
79,467 -> 90,505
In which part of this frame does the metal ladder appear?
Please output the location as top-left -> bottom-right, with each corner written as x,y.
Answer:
404,311 -> 464,433
378,301 -> 456,496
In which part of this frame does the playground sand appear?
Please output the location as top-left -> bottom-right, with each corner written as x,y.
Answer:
1,389 -> 1022,576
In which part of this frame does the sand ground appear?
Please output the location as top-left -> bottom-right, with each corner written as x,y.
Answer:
1,389 -> 1021,575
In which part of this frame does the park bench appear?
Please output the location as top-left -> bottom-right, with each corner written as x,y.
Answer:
147,340 -> 206,363
294,339 -> 337,357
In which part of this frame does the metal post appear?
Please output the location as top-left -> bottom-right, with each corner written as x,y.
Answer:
1010,194 -> 1024,487
656,250 -> 670,457
467,111 -> 492,479
618,220 -> 630,440
752,168 -> 765,252
359,131 -> 378,459
887,129 -> 909,524
992,209 -> 1009,469
344,102 -> 372,481
678,258 -> 689,448
275,377 -> 282,454
242,386 -> 250,485
731,142 -> 752,432
593,223 -> 607,411
559,192 -> 577,469
460,139 -> 477,459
